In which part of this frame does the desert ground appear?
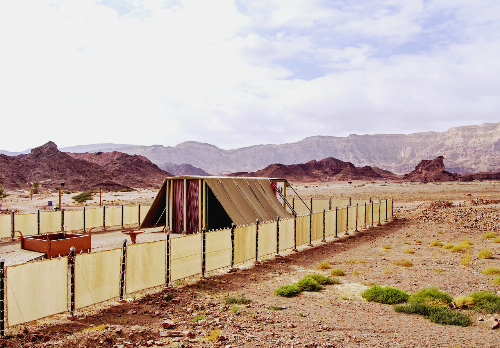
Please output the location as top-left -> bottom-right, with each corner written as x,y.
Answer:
0,181 -> 500,347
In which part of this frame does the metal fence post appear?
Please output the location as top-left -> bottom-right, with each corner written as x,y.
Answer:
276,216 -> 280,256
355,203 -> 359,232
255,220 -> 260,264
61,209 -> 65,232
346,205 -> 349,235
201,228 -> 206,278
121,205 -> 124,228
371,201 -> 374,227
120,239 -> 127,300
0,257 -> 5,337
378,200 -> 382,226
37,209 -> 41,235
138,204 -> 141,227
293,215 -> 298,251
364,203 -> 367,229
335,207 -> 338,238
322,209 -> 326,242
329,197 -> 332,211
385,199 -> 388,222
11,211 -> 14,240
392,198 -> 394,219
229,223 -> 236,272
308,211 -> 313,247
68,247 -> 76,319
103,206 -> 106,230
166,232 -> 170,286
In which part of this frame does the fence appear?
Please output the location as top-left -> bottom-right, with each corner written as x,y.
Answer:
0,198 -> 393,333
0,205 -> 152,239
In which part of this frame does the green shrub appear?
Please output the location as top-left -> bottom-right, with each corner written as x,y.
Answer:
303,273 -> 333,285
224,293 -> 251,304
408,287 -> 453,306
481,267 -> 500,275
394,302 -> 432,316
453,296 -> 475,309
330,268 -> 345,276
72,191 -> 94,204
394,303 -> 472,327
275,285 -> 301,297
296,277 -> 323,292
469,291 -> 500,313
361,284 -> 409,305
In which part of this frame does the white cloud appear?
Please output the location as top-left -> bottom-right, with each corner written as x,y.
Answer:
0,0 -> 499,151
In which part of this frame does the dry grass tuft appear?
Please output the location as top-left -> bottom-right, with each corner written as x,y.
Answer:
415,240 -> 422,244
352,270 -> 364,276
316,262 -> 332,270
482,231 -> 497,239
206,329 -> 220,342
403,248 -> 415,254
330,268 -> 346,276
430,240 -> 443,247
442,243 -> 455,250
481,267 -> 500,275
391,259 -> 413,267
450,245 -> 467,253
382,245 -> 391,250
453,296 -> 475,309
493,237 -> 500,243
478,249 -> 493,259
492,277 -> 500,285
461,252 -> 471,266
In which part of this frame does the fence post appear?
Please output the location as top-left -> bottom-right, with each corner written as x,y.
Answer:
61,209 -> 65,232
371,201 -> 374,227
68,247 -> 76,319
329,197 -> 332,211
345,205 -> 349,235
276,216 -> 280,256
37,209 -> 41,235
166,232 -> 170,286
201,228 -> 206,278
103,206 -> 106,230
120,239 -> 127,301
292,197 -> 295,211
254,220 -> 260,264
138,204 -> 141,227
364,203 -> 367,229
355,203 -> 359,232
229,223 -> 236,272
292,215 -> 298,252
385,199 -> 388,222
121,205 -> 124,228
310,198 -> 313,213
335,207 -> 338,238
378,200 -> 382,226
308,211 -> 313,247
0,257 -> 5,337
322,209 -> 326,242
11,211 -> 14,240
391,198 -> 394,219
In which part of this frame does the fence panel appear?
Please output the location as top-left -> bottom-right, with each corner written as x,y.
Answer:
85,207 -> 103,230
293,201 -> 311,216
40,211 -> 61,233
373,202 -> 380,225
7,258 -> 68,326
331,199 -> 350,208
312,199 -> 329,213
123,206 -> 139,226
171,234 -> 202,281
126,240 -> 166,293
348,206 -> 357,231
140,205 -> 151,224
0,214 -> 11,238
206,229 -> 231,272
388,199 -> 393,219
296,215 -> 310,246
337,208 -> 347,234
234,225 -> 256,264
65,210 -> 84,231
357,204 -> 366,229
325,210 -> 336,237
258,221 -> 277,258
279,218 -> 295,250
351,199 -> 370,207
75,249 -> 121,309
311,212 -> 323,242
14,213 -> 38,236
366,204 -> 373,226
381,200 -> 387,222
105,207 -> 122,228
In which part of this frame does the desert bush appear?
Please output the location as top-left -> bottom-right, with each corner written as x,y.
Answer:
330,268 -> 345,276
303,273 -> 331,285
403,248 -> 415,254
481,267 -> 500,275
296,277 -> 323,292
224,293 -> 251,305
382,245 -> 391,250
430,240 -> 443,247
327,276 -> 343,285
361,284 -> 409,305
482,231 -> 497,239
394,303 -> 472,327
0,185 -> 8,199
459,239 -> 474,247
316,262 -> 331,270
442,243 -> 455,250
409,287 -> 453,306
478,249 -> 493,259
72,191 -> 94,204
461,252 -> 471,266
275,284 -> 301,297
469,291 -> 500,313
493,277 -> 500,285
391,259 -> 413,267
453,296 -> 475,309
493,237 -> 500,243
352,270 -> 364,275
206,329 -> 220,342
450,245 -> 467,253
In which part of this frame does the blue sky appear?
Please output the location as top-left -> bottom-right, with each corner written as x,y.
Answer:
1,0 -> 499,151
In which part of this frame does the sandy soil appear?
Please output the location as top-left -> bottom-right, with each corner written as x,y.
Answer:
0,181 -> 500,347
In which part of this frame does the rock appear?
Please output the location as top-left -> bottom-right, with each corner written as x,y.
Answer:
154,341 -> 165,346
159,330 -> 183,337
479,318 -> 500,329
182,330 -> 196,338
126,310 -> 137,315
162,320 -> 175,329
146,340 -> 154,347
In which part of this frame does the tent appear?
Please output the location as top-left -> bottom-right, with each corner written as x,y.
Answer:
140,176 -> 293,233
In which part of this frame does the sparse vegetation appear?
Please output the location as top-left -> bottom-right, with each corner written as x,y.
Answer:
72,191 -> 94,204
352,270 -> 364,275
296,276 -> 323,292
391,259 -> 413,267
275,284 -> 301,297
316,261 -> 332,270
453,296 -> 475,309
205,329 -> 220,342
481,267 -> 500,275
493,277 -> 500,285
442,243 -> 455,250
408,287 -> 452,306
482,231 -> 497,239
192,314 -> 206,322
469,291 -> 500,313
0,185 -> 8,199
394,303 -> 472,327
361,284 -> 409,304
493,237 -> 500,243
461,252 -> 470,266
224,293 -> 251,305
403,248 -> 415,254
430,240 -> 443,247
478,249 -> 493,259
330,268 -> 345,276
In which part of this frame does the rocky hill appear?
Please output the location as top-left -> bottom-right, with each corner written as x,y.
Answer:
162,163 -> 211,176
231,157 -> 401,182
0,142 -> 170,191
403,156 -> 457,182
106,122 -> 500,175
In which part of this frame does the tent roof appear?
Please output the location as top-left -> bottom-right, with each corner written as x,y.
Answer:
140,176 -> 292,229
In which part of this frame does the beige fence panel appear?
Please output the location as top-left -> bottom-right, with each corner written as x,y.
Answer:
7,258 -> 68,326
65,210 -> 84,232
351,199 -> 370,207
123,206 -> 139,226
325,210 -> 336,237
105,207 -> 122,228
357,204 -> 366,229
293,200 -> 311,216
336,208 -> 347,233
348,206 -> 357,231
85,207 -> 103,230
311,212 -> 323,242
40,211 -> 61,233
75,249 -> 121,309
373,202 -> 380,225
234,225 -> 256,264
140,205 -> 151,224
171,234 -> 202,281
296,215 -> 310,246
388,199 -> 393,219
206,229 -> 231,272
331,199 -> 350,208
14,214 -> 38,236
126,241 -> 166,294
0,214 -> 11,238
366,203 -> 373,226
279,218 -> 295,250
380,200 -> 387,222
312,199 -> 329,213
258,221 -> 277,258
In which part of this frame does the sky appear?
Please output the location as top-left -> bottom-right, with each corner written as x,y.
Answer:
1,0 -> 499,152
